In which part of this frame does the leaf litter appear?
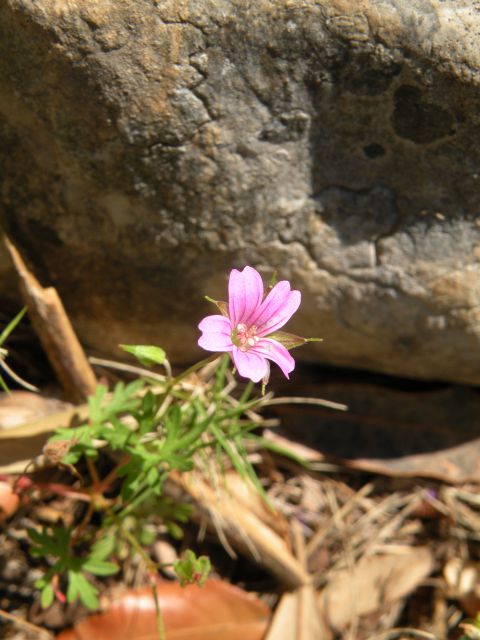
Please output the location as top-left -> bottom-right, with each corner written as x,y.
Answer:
2,254 -> 480,637
4,370 -> 480,640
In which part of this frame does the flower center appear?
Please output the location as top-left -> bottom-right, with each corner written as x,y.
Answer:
232,323 -> 259,351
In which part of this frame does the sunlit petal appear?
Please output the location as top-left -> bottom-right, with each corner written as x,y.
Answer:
251,282 -> 301,336
198,315 -> 233,351
232,347 -> 268,382
252,338 -> 295,378
228,266 -> 264,326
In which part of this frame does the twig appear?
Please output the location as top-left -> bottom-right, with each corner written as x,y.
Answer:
306,482 -> 374,560
4,236 -> 97,402
367,629 -> 436,640
0,607 -> 53,639
89,356 -> 168,383
0,357 -> 39,392
260,396 -> 348,411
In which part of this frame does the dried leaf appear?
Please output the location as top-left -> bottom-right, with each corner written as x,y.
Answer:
0,391 -> 72,431
317,547 -> 434,631
57,578 -> 270,640
271,376 -> 480,483
0,480 -> 19,520
0,404 -> 88,474
265,585 -> 331,640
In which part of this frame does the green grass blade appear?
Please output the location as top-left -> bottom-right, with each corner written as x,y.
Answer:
0,307 -> 27,347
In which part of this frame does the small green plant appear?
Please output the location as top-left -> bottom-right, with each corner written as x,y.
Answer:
29,528 -> 118,609
21,266 -> 318,611
459,613 -> 480,639
26,351 -> 274,609
0,307 -> 38,392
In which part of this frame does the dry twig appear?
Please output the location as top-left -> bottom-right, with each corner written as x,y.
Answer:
5,236 -> 96,402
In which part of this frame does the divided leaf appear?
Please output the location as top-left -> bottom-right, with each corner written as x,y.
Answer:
120,344 -> 167,367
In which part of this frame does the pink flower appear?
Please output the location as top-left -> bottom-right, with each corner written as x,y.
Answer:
198,266 -> 302,383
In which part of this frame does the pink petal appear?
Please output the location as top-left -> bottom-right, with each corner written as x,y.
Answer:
232,346 -> 269,383
251,281 -> 301,336
228,266 -> 264,327
198,315 -> 233,352
252,338 -> 295,378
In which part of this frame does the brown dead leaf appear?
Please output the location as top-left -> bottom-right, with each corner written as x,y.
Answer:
271,373 -> 480,483
265,585 -> 331,640
317,547 -> 434,632
0,404 -> 88,474
444,557 -> 480,618
56,578 -> 270,640
0,480 -> 20,520
0,391 -> 72,431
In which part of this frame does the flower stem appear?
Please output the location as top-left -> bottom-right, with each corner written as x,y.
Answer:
167,354 -> 219,389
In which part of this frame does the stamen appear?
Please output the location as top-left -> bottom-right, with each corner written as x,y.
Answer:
232,323 -> 259,352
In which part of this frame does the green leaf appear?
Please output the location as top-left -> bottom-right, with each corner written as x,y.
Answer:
120,344 -> 167,367
41,583 -> 55,609
0,373 -> 9,393
89,536 -> 116,560
173,550 -> 211,586
67,571 -> 79,602
0,307 -> 27,347
82,559 -> 119,576
69,572 -> 99,610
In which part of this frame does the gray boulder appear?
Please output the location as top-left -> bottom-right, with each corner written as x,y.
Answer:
1,0 -> 480,383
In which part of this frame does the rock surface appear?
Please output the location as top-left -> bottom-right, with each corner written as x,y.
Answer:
1,0 -> 480,383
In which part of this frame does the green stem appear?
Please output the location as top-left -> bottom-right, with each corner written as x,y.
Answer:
151,580 -> 166,640
116,520 -> 165,640
167,354 -> 219,390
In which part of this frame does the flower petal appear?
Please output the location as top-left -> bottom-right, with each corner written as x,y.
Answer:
251,338 -> 295,379
232,346 -> 268,383
228,266 -> 264,326
251,281 -> 301,336
198,315 -> 233,352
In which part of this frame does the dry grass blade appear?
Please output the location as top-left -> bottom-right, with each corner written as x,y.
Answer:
88,356 -> 168,384
265,520 -> 331,640
306,483 -> 374,561
5,235 -> 97,403
165,471 -> 310,589
367,629 -> 436,640
0,607 -> 53,639
260,396 -> 348,412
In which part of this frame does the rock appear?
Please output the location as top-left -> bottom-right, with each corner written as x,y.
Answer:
0,0 -> 480,383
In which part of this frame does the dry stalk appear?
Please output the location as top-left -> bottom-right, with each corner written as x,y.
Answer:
0,607 -> 53,639
367,629 -> 436,640
306,482 -> 374,561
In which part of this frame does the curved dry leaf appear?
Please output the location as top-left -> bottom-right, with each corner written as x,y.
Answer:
270,378 -> 480,483
265,585 -> 331,640
0,403 -> 89,474
317,547 -> 434,631
0,391 -> 72,431
57,578 -> 270,640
